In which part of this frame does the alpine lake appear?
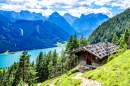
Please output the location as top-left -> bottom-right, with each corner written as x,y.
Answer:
0,47 -> 65,68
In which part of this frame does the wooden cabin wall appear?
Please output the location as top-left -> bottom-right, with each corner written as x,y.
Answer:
100,56 -> 109,65
91,55 -> 101,66
78,54 -> 87,65
75,51 -> 101,66
76,51 -> 90,65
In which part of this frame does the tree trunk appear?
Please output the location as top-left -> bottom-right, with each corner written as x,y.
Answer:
61,64 -> 63,74
73,57 -> 74,68
54,66 -> 56,77
23,60 -> 25,82
70,59 -> 71,69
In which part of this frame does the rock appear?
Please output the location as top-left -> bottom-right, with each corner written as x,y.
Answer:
103,68 -> 106,70
72,69 -> 79,73
84,66 -> 89,69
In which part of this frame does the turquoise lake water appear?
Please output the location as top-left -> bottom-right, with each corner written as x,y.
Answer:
0,47 -> 65,68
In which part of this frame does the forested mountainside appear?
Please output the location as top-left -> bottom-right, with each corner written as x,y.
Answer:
0,10 -> 47,21
0,14 -> 70,53
0,14 -> 22,53
88,8 -> 130,44
63,13 -> 78,26
72,13 -> 109,37
48,12 -> 77,35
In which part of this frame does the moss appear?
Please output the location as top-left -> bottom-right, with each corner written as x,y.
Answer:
39,77 -> 58,86
82,50 -> 130,86
54,41 -> 67,47
54,73 -> 82,86
39,68 -> 82,86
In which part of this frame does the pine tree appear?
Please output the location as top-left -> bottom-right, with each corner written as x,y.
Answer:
119,34 -> 125,47
64,55 -> 70,73
19,51 -> 31,82
112,33 -> 118,45
124,28 -> 130,45
12,66 -> 21,86
80,35 -> 89,47
52,49 -> 58,77
35,51 -> 43,82
42,53 -> 48,80
7,66 -> 14,85
80,35 -> 84,47
32,60 -> 35,68
73,33 -> 79,49
26,59 -> 38,86
46,51 -> 52,78
60,49 -> 65,74
11,62 -> 20,86
13,52 -> 30,86
66,36 -> 73,52
2,69 -> 6,85
6,69 -> 10,86
48,62 -> 53,79
0,71 -> 2,86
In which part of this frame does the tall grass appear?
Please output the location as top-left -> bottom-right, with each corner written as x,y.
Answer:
82,50 -> 130,86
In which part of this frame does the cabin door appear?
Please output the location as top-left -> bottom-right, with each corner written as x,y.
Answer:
87,56 -> 92,65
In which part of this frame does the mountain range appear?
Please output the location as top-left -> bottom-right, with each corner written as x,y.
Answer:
0,14 -> 70,53
72,13 -> 110,37
88,8 -> 130,44
0,10 -> 112,53
48,12 -> 77,35
0,10 -> 47,21
0,10 -> 110,37
63,13 -> 78,26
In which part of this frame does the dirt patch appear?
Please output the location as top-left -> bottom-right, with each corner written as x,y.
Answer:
72,73 -> 102,86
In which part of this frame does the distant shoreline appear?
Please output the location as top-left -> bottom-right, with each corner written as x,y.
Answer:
0,46 -> 65,55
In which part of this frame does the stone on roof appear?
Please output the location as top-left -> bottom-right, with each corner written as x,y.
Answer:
71,42 -> 122,59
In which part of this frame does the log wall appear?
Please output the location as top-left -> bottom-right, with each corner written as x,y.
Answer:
76,50 -> 101,66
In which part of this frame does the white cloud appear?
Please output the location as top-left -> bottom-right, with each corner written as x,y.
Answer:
28,8 -> 54,17
0,0 -> 128,17
94,0 -> 130,9
0,0 -> 54,17
68,7 -> 113,18
41,9 -> 54,17
57,11 -> 67,16
1,4 -> 25,12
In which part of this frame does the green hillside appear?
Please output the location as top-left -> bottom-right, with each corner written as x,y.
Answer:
37,49 -> 130,86
88,8 -> 130,44
38,68 -> 82,86
82,49 -> 130,86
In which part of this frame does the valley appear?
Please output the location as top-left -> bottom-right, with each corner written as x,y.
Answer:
0,10 -> 110,53
0,5 -> 130,86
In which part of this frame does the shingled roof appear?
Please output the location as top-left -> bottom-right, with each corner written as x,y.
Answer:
71,42 -> 122,60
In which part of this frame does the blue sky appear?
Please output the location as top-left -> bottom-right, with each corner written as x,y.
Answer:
0,0 -> 129,18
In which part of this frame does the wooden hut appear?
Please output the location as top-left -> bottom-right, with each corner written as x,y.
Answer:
71,42 -> 122,68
